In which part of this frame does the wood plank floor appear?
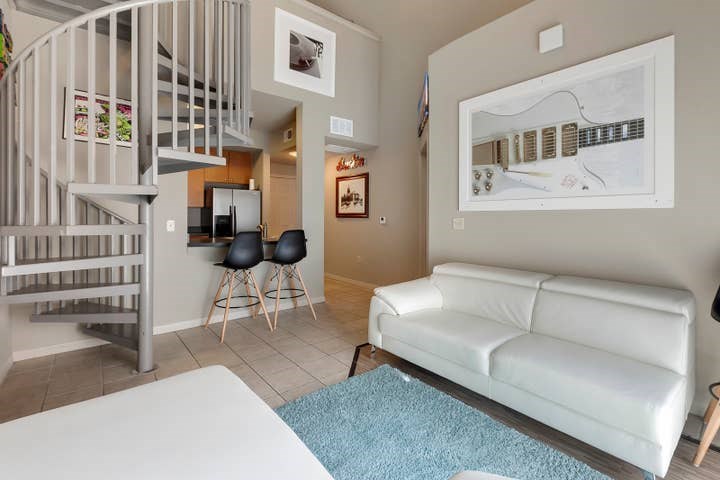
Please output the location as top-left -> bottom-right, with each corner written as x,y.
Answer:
352,345 -> 720,480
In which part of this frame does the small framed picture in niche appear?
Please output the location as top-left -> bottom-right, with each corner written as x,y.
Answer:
336,173 -> 369,218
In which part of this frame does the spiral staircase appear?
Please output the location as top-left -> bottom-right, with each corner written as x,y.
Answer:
0,0 -> 252,372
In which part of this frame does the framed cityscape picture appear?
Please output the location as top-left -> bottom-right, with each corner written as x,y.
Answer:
274,8 -> 336,97
63,89 -> 133,147
336,173 -> 369,218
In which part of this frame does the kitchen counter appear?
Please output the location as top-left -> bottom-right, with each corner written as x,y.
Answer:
187,234 -> 279,248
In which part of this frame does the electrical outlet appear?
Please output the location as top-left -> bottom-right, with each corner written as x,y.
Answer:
379,216 -> 387,225
166,220 -> 176,232
452,218 -> 465,230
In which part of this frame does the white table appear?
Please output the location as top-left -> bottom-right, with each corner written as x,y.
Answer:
0,366 -> 333,479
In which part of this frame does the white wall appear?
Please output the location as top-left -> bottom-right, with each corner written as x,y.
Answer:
427,0 -> 720,414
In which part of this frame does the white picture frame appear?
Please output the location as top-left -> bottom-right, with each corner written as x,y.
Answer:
458,35 -> 674,211
274,8 -> 336,98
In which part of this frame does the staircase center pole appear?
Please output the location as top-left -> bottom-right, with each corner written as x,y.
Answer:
136,5 -> 155,374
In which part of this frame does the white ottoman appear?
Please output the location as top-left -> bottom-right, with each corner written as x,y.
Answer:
0,366 -> 333,480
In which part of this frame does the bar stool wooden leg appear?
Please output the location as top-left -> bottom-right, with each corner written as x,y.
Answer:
220,271 -> 236,344
243,273 -> 256,319
287,269 -> 300,309
295,265 -> 317,321
694,397 -> 720,466
204,269 -> 228,329
255,266 -> 273,318
273,266 -> 284,330
249,270 -> 273,332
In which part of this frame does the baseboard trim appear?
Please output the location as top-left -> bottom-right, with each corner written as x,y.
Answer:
324,273 -> 378,290
10,297 -> 327,361
0,354 -> 13,384
12,338 -> 108,362
154,296 -> 326,335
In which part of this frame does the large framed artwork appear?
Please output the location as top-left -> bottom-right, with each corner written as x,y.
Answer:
63,89 -> 133,147
274,8 -> 336,98
336,173 -> 369,218
458,36 -> 674,211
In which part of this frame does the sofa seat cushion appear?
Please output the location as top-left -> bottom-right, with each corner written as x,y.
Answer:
379,309 -> 526,375
491,334 -> 686,445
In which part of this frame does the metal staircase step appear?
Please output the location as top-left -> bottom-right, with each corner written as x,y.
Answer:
68,183 -> 159,203
157,149 -> 226,174
83,323 -> 138,351
157,81 -> 232,110
0,282 -> 140,305
0,224 -> 145,237
1,254 -> 144,277
155,126 -> 257,151
157,55 -> 218,91
31,302 -> 138,324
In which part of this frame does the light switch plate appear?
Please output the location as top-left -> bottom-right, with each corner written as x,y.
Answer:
166,220 -> 176,232
379,216 -> 387,225
452,218 -> 465,230
539,24 -> 563,53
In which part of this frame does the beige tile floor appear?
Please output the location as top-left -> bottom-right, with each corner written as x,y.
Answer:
0,276 -> 370,422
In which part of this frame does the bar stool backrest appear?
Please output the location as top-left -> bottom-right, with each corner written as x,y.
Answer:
223,231 -> 264,270
272,230 -> 307,265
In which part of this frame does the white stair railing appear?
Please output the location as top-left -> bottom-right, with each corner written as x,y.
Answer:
0,0 -> 251,231
0,0 -> 252,368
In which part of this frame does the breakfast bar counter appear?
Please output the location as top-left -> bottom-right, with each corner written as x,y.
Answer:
187,234 -> 279,248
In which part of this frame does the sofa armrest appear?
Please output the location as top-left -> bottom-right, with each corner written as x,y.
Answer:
368,278 -> 443,349
373,278 -> 443,315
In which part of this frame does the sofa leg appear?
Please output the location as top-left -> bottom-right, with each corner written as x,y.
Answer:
642,470 -> 655,480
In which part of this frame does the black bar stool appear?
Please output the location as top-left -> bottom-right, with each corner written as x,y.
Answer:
261,229 -> 317,329
204,231 -> 273,343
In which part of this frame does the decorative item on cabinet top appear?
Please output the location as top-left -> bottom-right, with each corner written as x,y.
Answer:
336,154 -> 365,172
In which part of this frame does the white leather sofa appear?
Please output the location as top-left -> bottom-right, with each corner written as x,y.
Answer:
369,263 -> 695,479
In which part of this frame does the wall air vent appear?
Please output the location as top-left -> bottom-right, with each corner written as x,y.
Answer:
330,116 -> 354,137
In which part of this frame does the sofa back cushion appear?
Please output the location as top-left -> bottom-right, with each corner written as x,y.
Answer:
431,263 -> 552,331
533,276 -> 695,375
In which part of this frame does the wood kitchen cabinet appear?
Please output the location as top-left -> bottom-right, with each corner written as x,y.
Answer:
187,169 -> 205,207
187,148 -> 254,207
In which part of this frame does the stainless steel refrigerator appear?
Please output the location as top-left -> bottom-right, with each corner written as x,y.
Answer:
209,187 -> 261,237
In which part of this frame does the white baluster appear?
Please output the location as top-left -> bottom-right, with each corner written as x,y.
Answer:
188,0 -> 195,153
18,60 -> 26,226
131,7 -> 139,184
215,0 -> 223,156
49,36 -> 58,225
204,0 -> 210,154
32,49 -> 40,226
228,2 -> 235,129
87,18 -> 96,183
66,26 -> 76,225
109,12 -> 117,184
171,0 -> 178,150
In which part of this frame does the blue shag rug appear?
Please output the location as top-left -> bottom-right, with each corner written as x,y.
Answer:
276,365 -> 610,480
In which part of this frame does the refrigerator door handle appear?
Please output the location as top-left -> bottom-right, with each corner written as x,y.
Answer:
232,206 -> 237,236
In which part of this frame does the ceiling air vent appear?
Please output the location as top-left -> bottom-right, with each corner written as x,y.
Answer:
330,116 -> 354,138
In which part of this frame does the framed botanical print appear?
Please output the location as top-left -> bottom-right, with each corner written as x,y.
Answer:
336,173 -> 368,218
63,89 -> 133,147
